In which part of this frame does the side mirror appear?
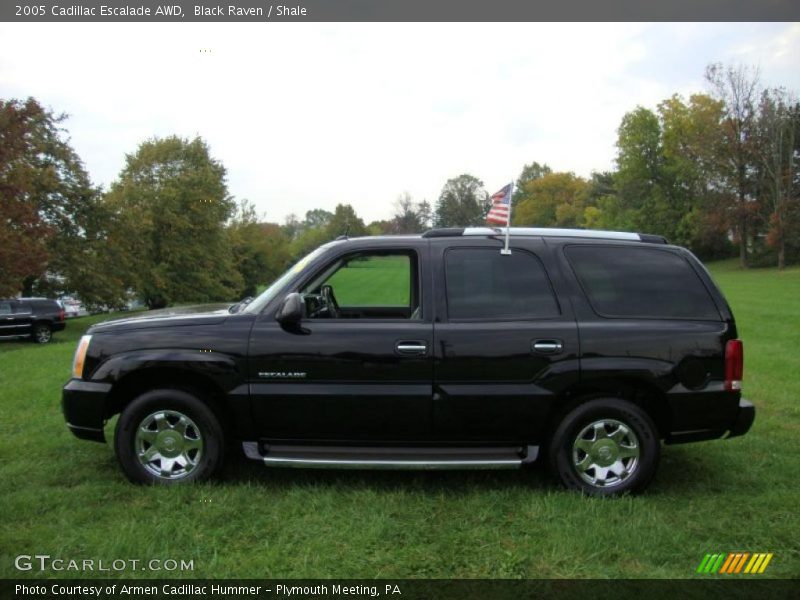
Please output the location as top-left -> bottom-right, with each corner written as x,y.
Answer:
275,293 -> 304,325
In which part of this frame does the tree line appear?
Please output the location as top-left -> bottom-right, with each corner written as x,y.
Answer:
1,63 -> 797,308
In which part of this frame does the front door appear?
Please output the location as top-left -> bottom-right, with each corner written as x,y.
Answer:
248,246 -> 434,442
0,301 -> 32,337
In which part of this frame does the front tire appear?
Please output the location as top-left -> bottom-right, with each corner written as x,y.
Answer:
548,397 -> 660,496
114,389 -> 225,485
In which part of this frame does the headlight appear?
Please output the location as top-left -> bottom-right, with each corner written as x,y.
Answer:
72,335 -> 92,378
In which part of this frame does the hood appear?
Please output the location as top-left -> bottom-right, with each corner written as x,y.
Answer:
89,304 -> 232,333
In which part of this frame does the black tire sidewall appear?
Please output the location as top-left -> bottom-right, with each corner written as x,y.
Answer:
548,398 -> 660,496
114,388 -> 224,485
32,323 -> 51,343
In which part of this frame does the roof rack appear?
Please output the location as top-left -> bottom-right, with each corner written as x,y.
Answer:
421,227 -> 667,244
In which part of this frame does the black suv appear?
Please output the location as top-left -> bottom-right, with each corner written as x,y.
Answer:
62,228 -> 754,495
1,298 -> 65,343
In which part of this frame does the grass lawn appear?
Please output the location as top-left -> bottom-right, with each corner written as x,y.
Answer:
326,255 -> 411,306
1,262 -> 798,579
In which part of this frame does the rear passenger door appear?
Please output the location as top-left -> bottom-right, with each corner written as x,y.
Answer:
431,239 -> 579,442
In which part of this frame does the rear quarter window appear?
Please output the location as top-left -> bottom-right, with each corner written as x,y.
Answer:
565,245 -> 720,320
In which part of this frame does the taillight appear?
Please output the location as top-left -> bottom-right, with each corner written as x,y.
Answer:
725,339 -> 743,391
58,309 -> 65,321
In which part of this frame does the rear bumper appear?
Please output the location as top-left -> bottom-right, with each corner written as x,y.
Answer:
666,398 -> 755,444
727,398 -> 755,439
62,379 -> 112,443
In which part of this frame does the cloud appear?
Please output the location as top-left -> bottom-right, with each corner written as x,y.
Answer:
0,22 -> 797,224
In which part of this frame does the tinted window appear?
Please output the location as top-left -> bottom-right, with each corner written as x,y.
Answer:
0,302 -> 11,316
445,248 -> 559,320
566,246 -> 719,320
30,300 -> 57,311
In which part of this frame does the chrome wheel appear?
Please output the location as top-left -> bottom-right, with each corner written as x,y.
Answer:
34,326 -> 51,343
134,410 -> 204,480
572,418 -> 640,488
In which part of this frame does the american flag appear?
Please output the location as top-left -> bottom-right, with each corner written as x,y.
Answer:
486,183 -> 512,226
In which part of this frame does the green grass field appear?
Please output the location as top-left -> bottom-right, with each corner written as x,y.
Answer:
1,262 -> 798,579
326,255 -> 411,306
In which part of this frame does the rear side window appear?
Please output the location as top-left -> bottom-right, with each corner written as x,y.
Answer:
566,246 -> 720,320
31,300 -> 58,311
445,248 -> 560,320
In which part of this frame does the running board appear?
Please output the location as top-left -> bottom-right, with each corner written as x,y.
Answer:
242,442 -> 538,470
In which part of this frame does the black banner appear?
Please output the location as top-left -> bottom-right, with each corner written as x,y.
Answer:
3,579 -> 799,600
3,0 -> 799,23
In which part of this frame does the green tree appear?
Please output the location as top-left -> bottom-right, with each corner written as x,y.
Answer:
326,203 -> 367,238
513,172 -> 590,228
512,161 -> 552,205
288,203 -> 367,259
104,136 -> 241,308
658,93 -> 731,255
228,199 -> 291,297
434,174 -> 488,227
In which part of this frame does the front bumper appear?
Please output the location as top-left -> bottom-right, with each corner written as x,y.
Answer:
727,398 -> 755,439
62,379 -> 112,443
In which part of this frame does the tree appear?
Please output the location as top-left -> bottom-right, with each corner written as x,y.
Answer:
657,93 -> 731,254
0,97 -> 100,298
513,172 -> 590,228
303,208 -> 334,230
228,199 -> 291,297
327,203 -> 367,237
705,63 -> 762,268
756,89 -> 799,268
288,203 -> 367,259
103,136 -> 241,308
512,161 -> 552,205
434,174 -> 488,227
387,192 -> 430,234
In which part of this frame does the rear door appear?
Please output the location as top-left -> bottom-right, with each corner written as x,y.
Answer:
431,238 -> 579,443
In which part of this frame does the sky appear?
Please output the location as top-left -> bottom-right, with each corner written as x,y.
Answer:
1,22 -> 798,224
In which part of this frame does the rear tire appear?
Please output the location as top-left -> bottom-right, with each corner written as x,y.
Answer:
548,397 -> 660,496
32,323 -> 52,344
114,388 -> 225,485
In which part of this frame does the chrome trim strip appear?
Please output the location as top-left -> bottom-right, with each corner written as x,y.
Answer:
261,456 -> 522,470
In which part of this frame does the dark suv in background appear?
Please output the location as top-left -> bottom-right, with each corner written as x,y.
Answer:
62,228 -> 754,495
0,298 -> 66,343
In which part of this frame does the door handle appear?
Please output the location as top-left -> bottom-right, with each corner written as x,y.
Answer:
532,339 -> 563,354
396,341 -> 428,356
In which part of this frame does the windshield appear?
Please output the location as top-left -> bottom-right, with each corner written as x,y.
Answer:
242,244 -> 332,314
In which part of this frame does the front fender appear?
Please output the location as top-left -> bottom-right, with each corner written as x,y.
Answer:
90,348 -> 242,392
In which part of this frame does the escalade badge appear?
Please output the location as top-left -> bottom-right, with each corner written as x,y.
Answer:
258,372 -> 307,379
